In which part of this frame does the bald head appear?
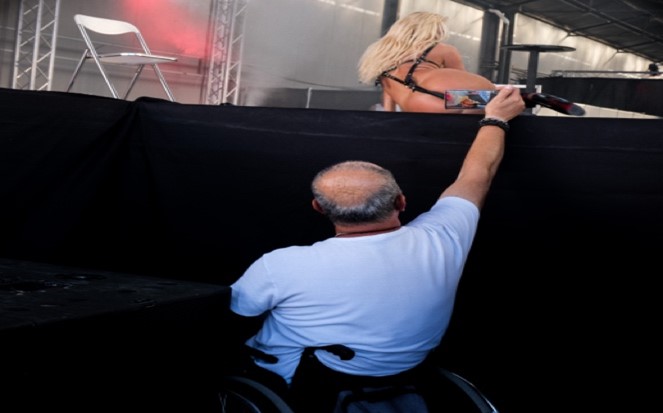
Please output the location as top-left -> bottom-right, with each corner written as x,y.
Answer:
311,161 -> 402,225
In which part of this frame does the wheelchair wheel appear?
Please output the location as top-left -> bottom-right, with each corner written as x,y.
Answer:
438,368 -> 499,413
217,375 -> 295,413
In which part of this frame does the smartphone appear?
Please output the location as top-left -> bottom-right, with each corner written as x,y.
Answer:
444,90 -> 498,109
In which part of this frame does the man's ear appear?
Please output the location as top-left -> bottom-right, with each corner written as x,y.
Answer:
312,199 -> 325,214
394,194 -> 406,212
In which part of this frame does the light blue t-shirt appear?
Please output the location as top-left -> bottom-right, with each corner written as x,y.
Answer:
230,196 -> 479,384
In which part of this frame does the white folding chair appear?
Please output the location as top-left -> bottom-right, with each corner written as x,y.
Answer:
66,14 -> 177,101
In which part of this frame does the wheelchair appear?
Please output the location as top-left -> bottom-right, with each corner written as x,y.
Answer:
215,345 -> 498,413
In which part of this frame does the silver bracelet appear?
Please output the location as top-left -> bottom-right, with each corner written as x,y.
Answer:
478,117 -> 509,133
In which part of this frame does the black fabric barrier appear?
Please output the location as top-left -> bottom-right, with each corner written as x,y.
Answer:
0,87 -> 661,412
0,258 -> 232,412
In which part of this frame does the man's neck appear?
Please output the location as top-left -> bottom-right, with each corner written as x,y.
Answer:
334,219 -> 402,238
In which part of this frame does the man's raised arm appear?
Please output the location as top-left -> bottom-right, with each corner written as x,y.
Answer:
441,86 -> 525,208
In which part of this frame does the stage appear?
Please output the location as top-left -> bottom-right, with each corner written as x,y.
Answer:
0,87 -> 661,412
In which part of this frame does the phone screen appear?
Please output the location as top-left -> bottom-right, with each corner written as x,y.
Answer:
444,90 -> 498,109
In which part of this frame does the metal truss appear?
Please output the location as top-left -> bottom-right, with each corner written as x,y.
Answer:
203,0 -> 247,105
12,0 -> 60,91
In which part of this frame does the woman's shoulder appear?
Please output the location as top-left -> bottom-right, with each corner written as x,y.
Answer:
430,43 -> 465,70
433,42 -> 458,52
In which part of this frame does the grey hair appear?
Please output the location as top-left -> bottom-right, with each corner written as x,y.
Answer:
311,161 -> 402,225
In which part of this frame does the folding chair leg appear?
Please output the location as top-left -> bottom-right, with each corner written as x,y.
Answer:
152,65 -> 177,102
88,56 -> 120,99
124,66 -> 145,100
66,50 -> 90,93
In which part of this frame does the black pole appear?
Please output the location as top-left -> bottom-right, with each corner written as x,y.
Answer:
478,11 -> 501,82
381,0 -> 399,36
497,9 -> 516,84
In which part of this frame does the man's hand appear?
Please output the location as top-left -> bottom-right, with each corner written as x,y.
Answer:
485,86 -> 525,121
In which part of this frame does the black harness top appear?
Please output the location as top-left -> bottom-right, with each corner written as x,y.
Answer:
377,45 -> 447,101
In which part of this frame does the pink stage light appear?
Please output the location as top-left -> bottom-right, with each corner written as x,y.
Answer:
120,0 -> 209,58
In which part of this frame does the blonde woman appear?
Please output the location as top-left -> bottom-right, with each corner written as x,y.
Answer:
358,11 -> 495,113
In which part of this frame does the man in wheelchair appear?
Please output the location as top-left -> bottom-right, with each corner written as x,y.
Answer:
226,87 -> 525,412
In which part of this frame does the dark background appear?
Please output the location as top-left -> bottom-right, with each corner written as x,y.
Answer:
0,87 -> 661,412
539,77 -> 663,117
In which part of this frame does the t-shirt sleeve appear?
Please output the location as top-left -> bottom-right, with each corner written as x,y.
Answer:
408,196 -> 480,255
230,257 -> 276,317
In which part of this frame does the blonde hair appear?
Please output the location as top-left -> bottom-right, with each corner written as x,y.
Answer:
358,11 -> 450,84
